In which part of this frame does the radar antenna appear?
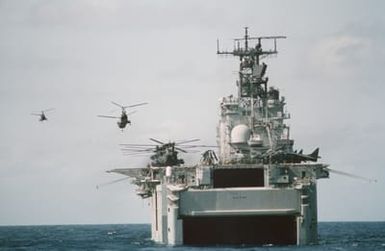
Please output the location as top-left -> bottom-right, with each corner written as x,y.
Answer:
217,27 -> 286,63
217,28 -> 286,125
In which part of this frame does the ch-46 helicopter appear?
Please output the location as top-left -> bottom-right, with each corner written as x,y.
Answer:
31,108 -> 55,122
97,101 -> 148,130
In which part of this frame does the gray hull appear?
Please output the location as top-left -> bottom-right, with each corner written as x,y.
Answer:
149,164 -> 325,245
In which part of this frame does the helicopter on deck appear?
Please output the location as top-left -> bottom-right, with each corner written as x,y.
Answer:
120,138 -> 217,167
98,101 -> 148,130
101,138 -> 218,197
31,108 -> 55,122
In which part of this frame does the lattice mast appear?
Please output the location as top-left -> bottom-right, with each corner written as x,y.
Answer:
217,27 -> 286,115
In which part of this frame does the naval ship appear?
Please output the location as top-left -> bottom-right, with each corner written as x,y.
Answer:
108,28 -> 330,246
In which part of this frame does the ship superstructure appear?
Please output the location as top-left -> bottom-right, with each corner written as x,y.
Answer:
109,28 -> 330,246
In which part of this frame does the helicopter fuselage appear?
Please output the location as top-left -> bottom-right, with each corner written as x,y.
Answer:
39,113 -> 47,121
117,120 -> 131,129
117,112 -> 131,129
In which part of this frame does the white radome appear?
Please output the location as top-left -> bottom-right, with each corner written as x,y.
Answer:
231,124 -> 250,144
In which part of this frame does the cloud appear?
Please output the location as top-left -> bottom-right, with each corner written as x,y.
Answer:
312,35 -> 371,68
305,22 -> 385,82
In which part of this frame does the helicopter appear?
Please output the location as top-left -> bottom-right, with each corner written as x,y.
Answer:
98,101 -> 148,130
120,138 -> 217,166
31,108 -> 55,122
98,139 -> 218,194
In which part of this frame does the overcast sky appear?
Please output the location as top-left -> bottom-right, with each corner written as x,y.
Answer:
1,0 -> 384,225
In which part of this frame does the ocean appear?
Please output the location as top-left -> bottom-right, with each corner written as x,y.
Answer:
0,222 -> 384,250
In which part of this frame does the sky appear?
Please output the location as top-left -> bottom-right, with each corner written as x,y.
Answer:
0,0 -> 384,225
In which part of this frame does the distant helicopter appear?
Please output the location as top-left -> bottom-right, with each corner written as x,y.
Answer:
98,101 -> 148,130
31,108 -> 55,122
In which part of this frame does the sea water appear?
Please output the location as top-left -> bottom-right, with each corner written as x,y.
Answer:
1,222 -> 384,250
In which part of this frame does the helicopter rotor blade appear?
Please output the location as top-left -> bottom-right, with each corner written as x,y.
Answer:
149,138 -> 165,145
120,143 -> 158,147
97,115 -> 120,119
111,101 -> 124,109
123,102 -> 148,108
122,151 -> 154,155
43,108 -> 55,113
122,152 -> 153,155
126,110 -> 137,116
120,148 -> 154,152
120,146 -> 150,150
175,147 -> 187,153
177,144 -> 218,148
120,146 -> 155,149
176,139 -> 201,145
31,113 -> 41,116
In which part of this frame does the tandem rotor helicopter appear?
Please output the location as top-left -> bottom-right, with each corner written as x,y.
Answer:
98,101 -> 148,130
31,108 -> 55,122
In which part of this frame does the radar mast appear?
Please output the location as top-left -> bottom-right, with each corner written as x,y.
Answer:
217,28 -> 288,163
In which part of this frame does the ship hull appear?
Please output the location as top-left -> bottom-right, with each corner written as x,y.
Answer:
151,183 -> 318,246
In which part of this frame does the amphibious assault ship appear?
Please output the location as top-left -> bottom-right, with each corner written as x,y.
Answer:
109,28 -> 330,245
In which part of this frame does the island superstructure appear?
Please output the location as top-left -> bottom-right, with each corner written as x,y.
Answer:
109,28 -> 330,246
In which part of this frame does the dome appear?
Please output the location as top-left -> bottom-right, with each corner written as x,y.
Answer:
230,124 -> 250,144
